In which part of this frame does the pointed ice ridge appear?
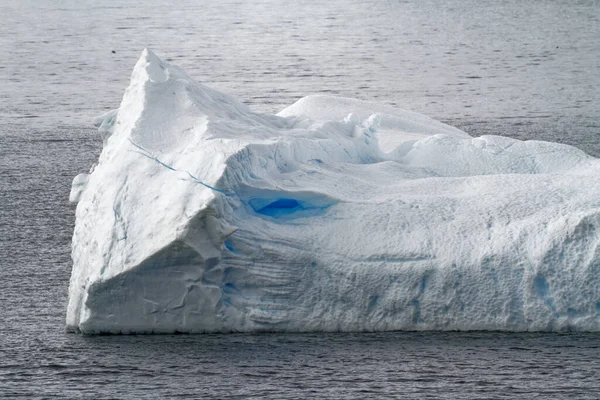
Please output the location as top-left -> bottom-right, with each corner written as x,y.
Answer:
135,48 -> 169,83
68,50 -> 600,334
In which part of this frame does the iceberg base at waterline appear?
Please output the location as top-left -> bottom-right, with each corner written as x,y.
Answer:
67,49 -> 600,334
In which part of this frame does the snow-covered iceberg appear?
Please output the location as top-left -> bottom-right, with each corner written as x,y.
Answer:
67,49 -> 600,334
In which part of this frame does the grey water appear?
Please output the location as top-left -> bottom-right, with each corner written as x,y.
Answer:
1,0 -> 599,398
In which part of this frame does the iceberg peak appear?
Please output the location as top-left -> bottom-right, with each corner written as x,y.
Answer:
67,51 -> 600,334
134,48 -> 169,83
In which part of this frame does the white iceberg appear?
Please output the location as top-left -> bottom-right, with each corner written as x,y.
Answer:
67,49 -> 600,334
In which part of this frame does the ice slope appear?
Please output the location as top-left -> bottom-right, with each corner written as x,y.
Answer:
67,49 -> 600,334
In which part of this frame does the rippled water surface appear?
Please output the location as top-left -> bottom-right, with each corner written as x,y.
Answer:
1,0 -> 600,398
4,332 -> 600,399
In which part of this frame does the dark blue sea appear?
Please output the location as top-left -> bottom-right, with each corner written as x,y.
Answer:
1,0 -> 600,398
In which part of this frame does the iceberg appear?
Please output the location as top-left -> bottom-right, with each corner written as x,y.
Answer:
67,49 -> 600,334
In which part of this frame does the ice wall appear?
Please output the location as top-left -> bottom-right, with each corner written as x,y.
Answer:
67,50 -> 600,333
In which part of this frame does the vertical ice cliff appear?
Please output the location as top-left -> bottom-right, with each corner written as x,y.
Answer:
68,50 -> 600,333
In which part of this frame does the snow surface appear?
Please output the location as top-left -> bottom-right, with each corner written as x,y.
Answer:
67,49 -> 600,334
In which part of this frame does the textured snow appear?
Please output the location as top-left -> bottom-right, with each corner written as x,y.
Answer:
67,49 -> 600,334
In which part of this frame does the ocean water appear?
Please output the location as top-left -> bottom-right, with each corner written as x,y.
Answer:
1,0 -> 600,398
